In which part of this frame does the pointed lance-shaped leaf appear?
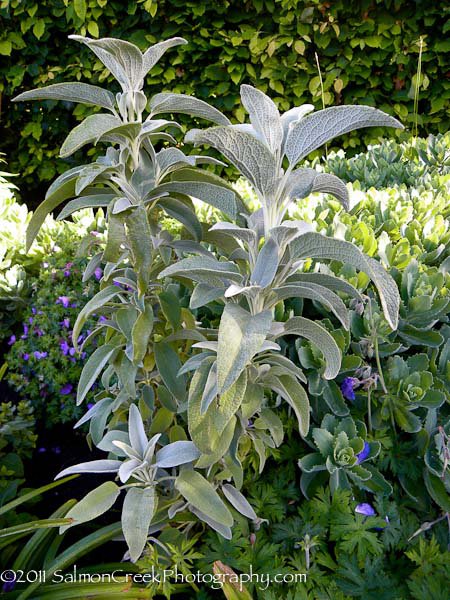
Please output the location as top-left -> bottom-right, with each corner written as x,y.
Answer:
60,481 -> 120,533
240,84 -> 283,153
13,82 -> 116,111
77,344 -> 118,405
285,105 -> 403,166
55,459 -> 122,480
142,37 -> 187,74
150,92 -> 231,125
60,114 -> 122,158
122,487 -> 157,562
175,470 -> 233,527
155,441 -> 201,468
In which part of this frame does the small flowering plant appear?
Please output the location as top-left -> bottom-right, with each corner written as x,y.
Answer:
298,414 -> 391,497
6,255 -> 100,423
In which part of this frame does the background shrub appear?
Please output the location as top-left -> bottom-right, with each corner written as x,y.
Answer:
1,0 -> 449,203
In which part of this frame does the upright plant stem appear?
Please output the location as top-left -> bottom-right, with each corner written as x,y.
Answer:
413,36 -> 424,141
315,52 -> 328,159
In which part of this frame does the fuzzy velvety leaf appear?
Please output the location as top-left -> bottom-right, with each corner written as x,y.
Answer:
251,238 -> 279,287
159,256 -> 242,284
155,441 -> 201,467
57,193 -> 116,220
72,286 -> 121,347
175,470 -> 233,527
55,459 -> 122,480
290,232 -> 399,329
60,481 -> 120,533
77,344 -> 118,405
60,114 -> 122,158
143,38 -> 187,75
285,105 -> 403,166
240,84 -> 283,153
13,82 -> 116,111
154,342 -> 187,402
217,304 -> 272,393
131,303 -> 154,364
150,92 -> 230,125
122,486 -> 157,562
222,483 -> 257,520
157,181 -> 237,219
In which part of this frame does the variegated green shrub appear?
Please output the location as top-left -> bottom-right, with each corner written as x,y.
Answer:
14,34 -> 403,563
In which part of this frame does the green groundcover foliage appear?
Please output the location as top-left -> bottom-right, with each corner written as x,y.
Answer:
0,0 -> 449,199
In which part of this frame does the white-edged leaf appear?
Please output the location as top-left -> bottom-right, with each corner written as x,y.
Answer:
285,105 -> 403,166
175,470 -> 233,527
13,82 -> 116,111
77,344 -> 118,405
155,441 -> 201,467
60,481 -> 120,533
128,404 -> 148,456
217,304 -> 272,393
311,172 -> 349,209
222,483 -> 257,520
122,486 -> 157,562
55,459 -> 122,480
280,104 -> 314,139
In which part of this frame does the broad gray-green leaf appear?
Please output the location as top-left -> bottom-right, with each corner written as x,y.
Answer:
143,38 -> 187,75
209,222 -> 256,245
122,486 -> 157,562
157,181 -> 236,219
128,404 -> 148,456
55,459 -> 122,480
276,316 -> 341,379
158,196 -> 202,241
102,210 -> 126,263
77,344 -> 118,405
124,205 -> 152,295
311,172 -> 349,208
189,506 -> 232,539
13,82 -> 116,111
222,483 -> 257,520
26,166 -> 83,250
159,256 -> 242,284
131,303 -> 153,364
150,92 -> 230,125
155,441 -> 201,467
154,342 -> 186,402
283,168 -> 348,209
73,285 -> 121,347
60,114 -> 121,158
175,470 -> 233,527
267,374 -> 310,436
70,35 -> 143,90
285,105 -> 403,166
185,126 -> 278,196
156,147 -> 195,179
217,304 -> 272,393
60,481 -> 120,532
273,283 -> 349,329
240,84 -> 283,153
280,104 -> 314,139
290,232 -> 399,329
290,272 -> 362,300
190,283 -> 225,309
251,238 -> 279,287
57,193 -> 116,220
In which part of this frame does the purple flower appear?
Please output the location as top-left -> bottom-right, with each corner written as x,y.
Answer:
64,262 -> 73,277
98,315 -> 107,323
87,402 -> 94,410
21,323 -> 29,339
37,447 -> 47,453
56,296 -> 70,308
94,267 -> 103,280
69,347 -> 76,356
60,340 -> 70,355
355,503 -> 376,517
2,580 -> 16,593
22,353 -> 30,361
28,316 -> 34,324
341,377 -> 359,401
60,318 -> 70,328
60,383 -> 73,395
35,328 -> 44,337
33,351 -> 48,360
32,307 -> 37,314
8,335 -> 16,345
113,280 -> 122,288
70,302 -> 77,308
356,441 -> 371,464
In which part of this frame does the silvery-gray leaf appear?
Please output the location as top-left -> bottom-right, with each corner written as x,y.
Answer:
113,440 -> 141,460
159,256 -> 243,284
311,172 -> 349,209
270,221 -> 314,248
170,239 -> 215,259
229,248 -> 249,261
209,222 -> 256,245
285,105 -> 403,166
222,483 -> 258,520
112,197 -> 133,214
128,404 -> 148,455
13,82 -> 116,111
273,283 -> 350,329
260,341 -> 281,352
157,181 -> 237,219
175,470 -> 233,527
241,84 -> 283,154
290,232 -> 399,329
178,352 -> 215,376
97,430 -> 130,456
142,37 -> 187,75
70,35 -> 143,90
74,397 -> 113,429
246,208 -> 265,239
55,459 -> 122,480
122,486 -> 157,562
224,284 -> 261,298
289,272 -> 362,300
189,506 -> 232,540
229,123 -> 265,144
60,114 -> 122,158
156,147 -> 195,179
280,104 -> 314,140
185,127 -> 278,196
119,458 -> 142,483
155,441 -> 201,467
217,304 -> 273,393
75,164 -> 113,195
275,316 -> 342,379
190,283 -> 225,309
192,341 -> 218,352
250,238 -> 279,287
150,92 -> 231,126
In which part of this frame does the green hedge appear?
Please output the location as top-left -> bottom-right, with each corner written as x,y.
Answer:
1,0 -> 449,201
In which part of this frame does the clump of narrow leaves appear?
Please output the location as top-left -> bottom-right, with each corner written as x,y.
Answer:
13,33 -> 403,565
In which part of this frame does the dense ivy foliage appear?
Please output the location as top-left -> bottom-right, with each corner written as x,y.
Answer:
1,0 -> 449,200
